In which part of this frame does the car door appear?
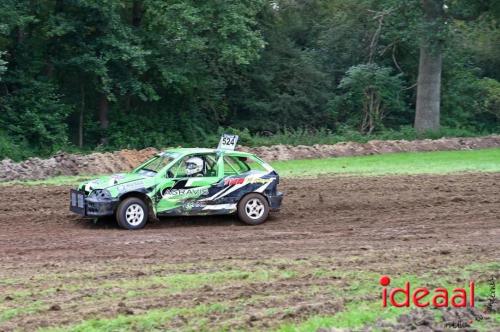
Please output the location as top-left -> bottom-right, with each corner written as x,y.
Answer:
155,153 -> 223,216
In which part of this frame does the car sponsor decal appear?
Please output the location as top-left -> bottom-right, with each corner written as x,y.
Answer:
224,178 -> 245,186
224,176 -> 273,186
255,180 -> 273,193
183,201 -> 207,209
117,181 -> 145,193
202,203 -> 237,211
247,177 -> 273,184
205,182 -> 247,201
200,186 -> 232,202
161,188 -> 209,198
201,175 -> 275,202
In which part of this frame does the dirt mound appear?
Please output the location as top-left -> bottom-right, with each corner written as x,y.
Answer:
0,147 -> 159,181
1,135 -> 499,181
239,135 -> 500,161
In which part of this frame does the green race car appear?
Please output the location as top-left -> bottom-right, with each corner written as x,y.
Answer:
70,141 -> 283,229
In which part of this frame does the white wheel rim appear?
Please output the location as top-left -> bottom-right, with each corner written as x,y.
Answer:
125,204 -> 144,226
245,198 -> 265,220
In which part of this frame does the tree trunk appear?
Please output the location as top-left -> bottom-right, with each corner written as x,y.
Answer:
414,0 -> 444,133
415,44 -> 442,132
132,1 -> 143,27
44,0 -> 64,78
99,95 -> 109,145
79,84 -> 85,148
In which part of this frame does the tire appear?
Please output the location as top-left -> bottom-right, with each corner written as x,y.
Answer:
116,197 -> 148,230
237,193 -> 270,225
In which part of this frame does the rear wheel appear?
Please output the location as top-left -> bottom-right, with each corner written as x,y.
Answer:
237,193 -> 269,225
116,197 -> 148,230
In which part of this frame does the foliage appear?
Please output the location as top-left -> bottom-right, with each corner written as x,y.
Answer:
476,78 -> 500,121
332,64 -> 407,134
0,80 -> 72,156
0,52 -> 6,80
0,0 -> 498,160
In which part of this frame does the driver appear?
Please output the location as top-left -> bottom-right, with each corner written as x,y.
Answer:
185,157 -> 205,177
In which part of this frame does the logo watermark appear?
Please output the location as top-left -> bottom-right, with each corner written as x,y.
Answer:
380,275 -> 474,308
380,275 -> 496,329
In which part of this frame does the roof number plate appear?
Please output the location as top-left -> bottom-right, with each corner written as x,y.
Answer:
217,134 -> 239,151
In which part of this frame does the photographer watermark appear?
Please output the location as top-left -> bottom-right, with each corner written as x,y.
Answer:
380,275 -> 497,328
485,276 -> 496,313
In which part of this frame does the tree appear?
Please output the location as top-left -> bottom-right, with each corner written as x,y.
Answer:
0,52 -> 6,80
414,0 -> 500,133
334,64 -> 406,134
56,0 -> 151,145
414,0 -> 444,133
0,0 -> 499,160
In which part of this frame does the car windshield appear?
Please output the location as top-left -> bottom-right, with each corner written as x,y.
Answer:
136,153 -> 177,176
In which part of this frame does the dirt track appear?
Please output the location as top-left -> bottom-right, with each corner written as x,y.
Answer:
0,173 -> 499,331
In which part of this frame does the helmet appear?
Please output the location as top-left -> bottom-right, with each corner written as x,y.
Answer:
185,157 -> 204,176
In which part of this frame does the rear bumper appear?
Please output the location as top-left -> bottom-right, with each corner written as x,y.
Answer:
268,192 -> 284,211
69,189 -> 119,217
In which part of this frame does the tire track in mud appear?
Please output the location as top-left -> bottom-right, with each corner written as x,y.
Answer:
0,173 -> 499,267
0,173 -> 499,331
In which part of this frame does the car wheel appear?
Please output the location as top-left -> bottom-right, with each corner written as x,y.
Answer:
116,197 -> 148,230
237,193 -> 269,225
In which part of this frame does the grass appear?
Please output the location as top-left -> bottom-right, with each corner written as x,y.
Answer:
1,148 -> 499,187
0,302 -> 44,323
276,302 -> 408,332
39,303 -> 229,332
272,148 -> 500,177
1,268 -> 296,309
0,175 -> 101,186
276,264 -> 500,332
31,261 -> 498,332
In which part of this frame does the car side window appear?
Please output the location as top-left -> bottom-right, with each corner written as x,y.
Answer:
170,154 -> 219,178
243,156 -> 268,172
204,154 -> 218,177
223,156 -> 250,175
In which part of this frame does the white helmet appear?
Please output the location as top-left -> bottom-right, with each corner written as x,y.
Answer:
185,157 -> 204,176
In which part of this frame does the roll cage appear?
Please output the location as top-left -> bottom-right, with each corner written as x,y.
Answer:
134,149 -> 274,181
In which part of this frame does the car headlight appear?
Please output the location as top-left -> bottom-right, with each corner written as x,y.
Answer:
89,189 -> 112,199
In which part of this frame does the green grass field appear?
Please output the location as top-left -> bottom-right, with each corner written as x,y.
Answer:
2,148 -> 499,186
29,262 -> 498,332
273,148 -> 500,177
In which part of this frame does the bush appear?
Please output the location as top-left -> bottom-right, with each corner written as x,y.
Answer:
331,64 -> 408,134
442,69 -> 500,132
0,130 -> 26,161
0,81 -> 72,157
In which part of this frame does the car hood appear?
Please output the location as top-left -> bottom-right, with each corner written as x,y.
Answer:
79,173 -> 147,191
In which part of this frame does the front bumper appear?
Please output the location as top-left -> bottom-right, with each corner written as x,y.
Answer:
69,189 -> 119,217
269,192 -> 284,211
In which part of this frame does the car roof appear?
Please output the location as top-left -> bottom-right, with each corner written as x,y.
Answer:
161,148 -> 255,158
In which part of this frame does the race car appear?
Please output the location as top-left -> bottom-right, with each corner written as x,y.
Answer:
69,135 -> 283,229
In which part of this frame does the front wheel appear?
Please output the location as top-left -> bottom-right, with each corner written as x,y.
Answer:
237,193 -> 270,225
116,197 -> 148,230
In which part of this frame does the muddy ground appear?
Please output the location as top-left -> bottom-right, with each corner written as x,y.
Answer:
0,173 -> 499,331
